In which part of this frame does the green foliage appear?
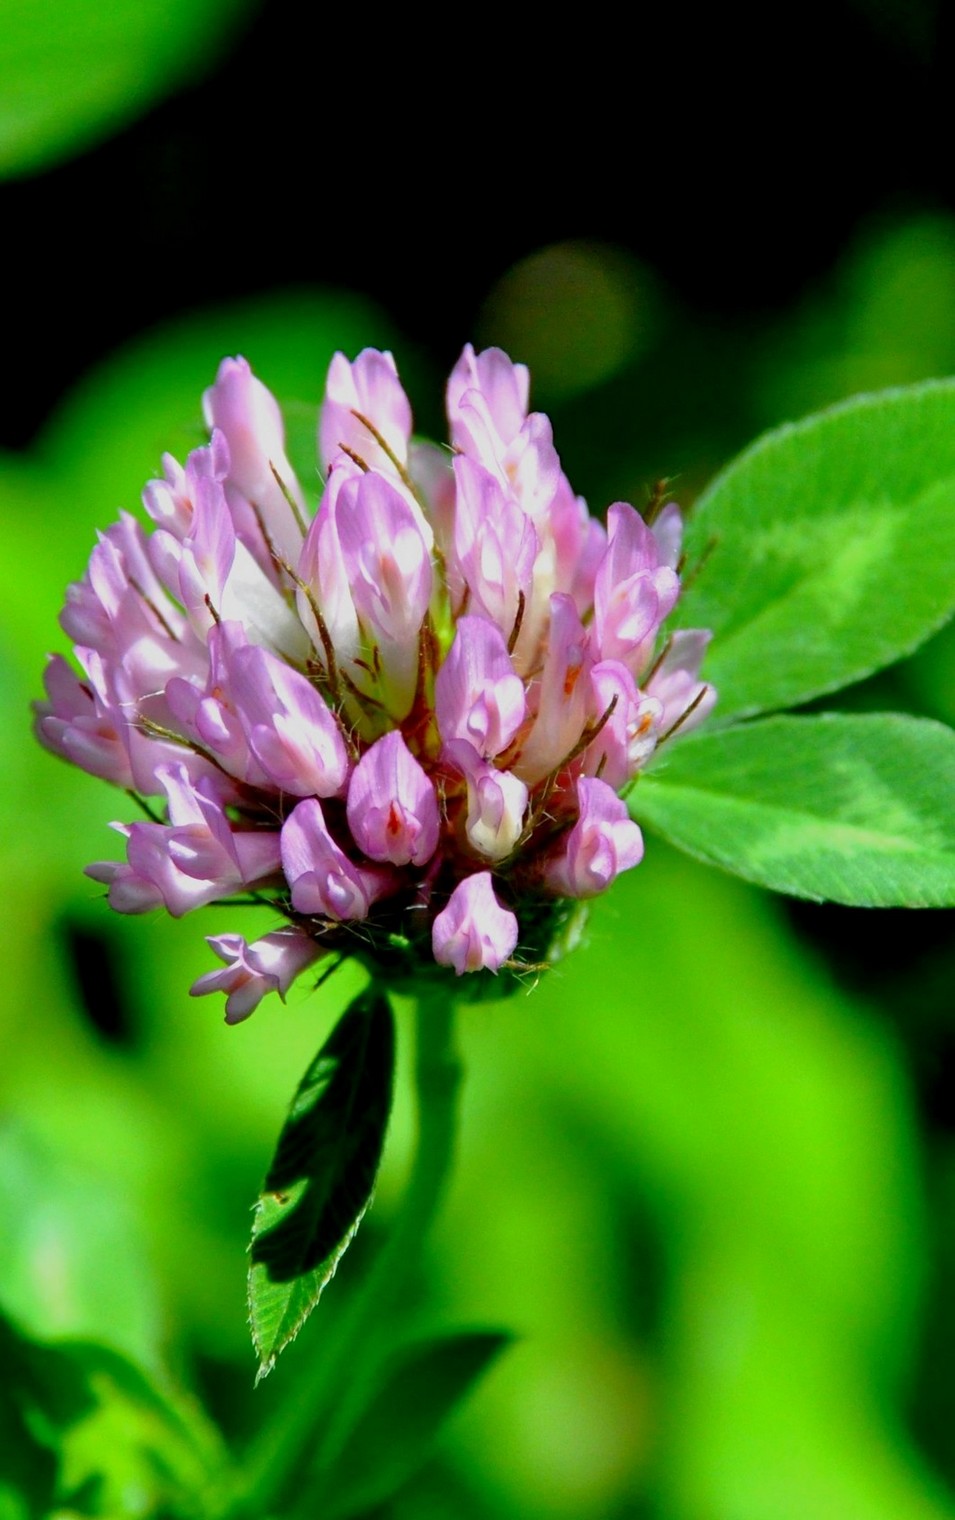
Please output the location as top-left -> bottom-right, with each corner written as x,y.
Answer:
0,1309 -> 226,1518
0,0 -> 254,178
441,848 -> 942,1519
0,1312 -> 87,1519
677,379 -> 955,720
311,1332 -> 511,1519
750,216 -> 955,428
0,1126 -> 160,1366
632,713 -> 955,905
249,990 -> 396,1379
656,378 -> 955,907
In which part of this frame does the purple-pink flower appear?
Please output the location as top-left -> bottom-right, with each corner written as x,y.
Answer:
36,344 -> 715,1011
190,928 -> 324,1025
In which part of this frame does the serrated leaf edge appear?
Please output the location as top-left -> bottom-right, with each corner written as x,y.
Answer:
251,1200 -> 371,1383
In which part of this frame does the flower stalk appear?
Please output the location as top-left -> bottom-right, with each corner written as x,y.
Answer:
232,987 -> 462,1518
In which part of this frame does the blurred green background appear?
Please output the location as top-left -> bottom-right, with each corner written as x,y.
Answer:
2,1 -> 955,1515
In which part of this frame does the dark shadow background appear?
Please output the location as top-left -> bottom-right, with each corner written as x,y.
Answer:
3,0 -> 945,447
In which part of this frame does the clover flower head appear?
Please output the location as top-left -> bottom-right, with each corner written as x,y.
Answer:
35,344 -> 715,1010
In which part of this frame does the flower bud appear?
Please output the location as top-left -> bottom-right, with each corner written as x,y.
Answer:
544,778 -> 645,899
191,929 -> 324,1024
281,798 -> 392,921
432,873 -> 519,975
346,731 -> 440,868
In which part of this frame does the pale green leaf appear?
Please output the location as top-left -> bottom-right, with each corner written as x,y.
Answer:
631,713 -> 955,906
249,990 -> 395,1379
678,380 -> 955,720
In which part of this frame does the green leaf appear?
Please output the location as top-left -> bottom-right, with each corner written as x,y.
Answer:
677,380 -> 955,720
249,989 -> 395,1379
0,1311 -> 89,1518
51,1342 -> 229,1517
55,1341 -> 226,1472
0,1313 -> 226,1519
316,1332 -> 512,1520
631,713 -> 955,906
0,0 -> 253,178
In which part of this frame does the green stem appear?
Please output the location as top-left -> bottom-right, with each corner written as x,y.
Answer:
231,983 -> 462,1519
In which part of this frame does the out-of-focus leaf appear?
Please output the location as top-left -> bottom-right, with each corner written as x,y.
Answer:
0,1310 -> 89,1519
0,1125 -> 160,1366
631,713 -> 955,905
438,841 -> 937,1518
314,1331 -> 511,1520
249,989 -> 395,1379
659,1239 -> 955,1520
0,1309 -> 227,1519
678,380 -> 955,720
58,1340 -> 225,1465
0,0 -> 254,178
54,1341 -> 229,1518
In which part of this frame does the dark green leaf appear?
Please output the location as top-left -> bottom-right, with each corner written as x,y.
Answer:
249,990 -> 395,1378
677,380 -> 955,720
631,713 -> 955,906
0,1312 -> 81,1518
317,1332 -> 512,1520
0,1308 -> 94,1429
